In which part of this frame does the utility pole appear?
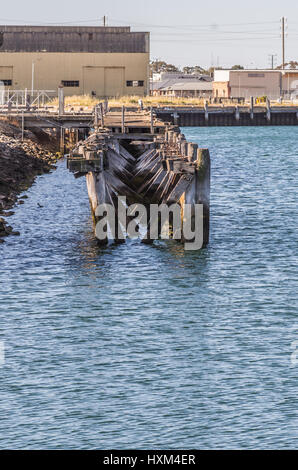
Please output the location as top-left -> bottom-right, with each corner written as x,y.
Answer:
268,54 -> 277,69
103,16 -> 106,27
281,17 -> 285,70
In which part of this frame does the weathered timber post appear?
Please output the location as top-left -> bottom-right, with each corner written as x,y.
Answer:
58,86 -> 64,116
100,103 -> 105,126
250,96 -> 254,120
235,105 -> 240,122
104,99 -> 108,114
180,148 -> 210,249
150,107 -> 154,134
181,141 -> 188,156
60,127 -> 65,154
196,148 -> 210,246
204,101 -> 209,123
21,112 -> 24,142
173,111 -> 179,126
122,106 -> 125,133
187,143 -> 198,162
266,97 -> 271,122
168,130 -> 175,144
174,131 -> 180,144
94,105 -> 99,128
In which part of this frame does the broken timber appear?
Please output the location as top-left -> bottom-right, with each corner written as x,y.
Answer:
67,108 -> 210,248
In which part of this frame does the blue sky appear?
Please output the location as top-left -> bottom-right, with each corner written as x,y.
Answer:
1,0 -> 297,68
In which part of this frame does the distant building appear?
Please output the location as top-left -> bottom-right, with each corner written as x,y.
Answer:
152,72 -> 212,98
281,70 -> 298,99
0,25 -> 150,97
213,69 -> 298,100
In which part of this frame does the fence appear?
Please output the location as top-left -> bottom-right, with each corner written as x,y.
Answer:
0,89 -> 57,109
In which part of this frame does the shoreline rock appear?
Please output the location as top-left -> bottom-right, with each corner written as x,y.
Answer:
0,119 -> 61,243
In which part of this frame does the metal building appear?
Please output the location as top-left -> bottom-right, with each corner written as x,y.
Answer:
213,70 -> 282,100
0,25 -> 150,97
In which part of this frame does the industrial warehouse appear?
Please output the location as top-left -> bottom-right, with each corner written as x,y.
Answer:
0,25 -> 150,97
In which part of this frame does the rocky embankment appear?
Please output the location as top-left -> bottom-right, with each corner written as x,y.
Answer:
0,120 -> 60,243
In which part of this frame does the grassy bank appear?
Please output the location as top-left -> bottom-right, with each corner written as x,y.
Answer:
49,94 -> 298,111
49,95 -> 206,110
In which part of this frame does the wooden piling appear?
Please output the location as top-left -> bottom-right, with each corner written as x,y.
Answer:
67,110 -> 211,249
121,106 -> 125,134
58,86 -> 64,116
60,127 -> 65,154
21,112 -> 24,142
150,107 -> 154,134
196,148 -> 210,246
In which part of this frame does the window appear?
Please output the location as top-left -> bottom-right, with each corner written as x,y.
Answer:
248,73 -> 265,78
61,80 -> 79,87
126,80 -> 144,87
0,79 -> 12,86
88,33 -> 93,40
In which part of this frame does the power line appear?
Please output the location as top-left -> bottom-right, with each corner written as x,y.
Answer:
281,17 -> 287,69
152,36 -> 280,43
109,18 -> 279,28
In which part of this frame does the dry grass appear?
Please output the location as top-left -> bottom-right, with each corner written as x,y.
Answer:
110,95 -> 206,107
48,94 -> 206,110
49,95 -> 99,109
48,94 -> 298,110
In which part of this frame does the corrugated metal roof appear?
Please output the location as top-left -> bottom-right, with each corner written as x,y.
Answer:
0,25 -> 149,53
153,75 -> 212,91
154,80 -> 213,91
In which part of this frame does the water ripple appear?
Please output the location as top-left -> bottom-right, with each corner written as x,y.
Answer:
0,126 -> 297,449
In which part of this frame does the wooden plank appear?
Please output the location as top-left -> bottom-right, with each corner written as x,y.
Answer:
166,174 -> 194,204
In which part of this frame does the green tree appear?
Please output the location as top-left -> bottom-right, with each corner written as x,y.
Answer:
276,61 -> 298,69
150,60 -> 180,75
231,65 -> 244,70
182,65 -> 206,74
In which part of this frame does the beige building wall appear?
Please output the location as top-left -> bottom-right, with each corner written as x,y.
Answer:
229,71 -> 281,99
0,52 -> 149,97
212,81 -> 231,98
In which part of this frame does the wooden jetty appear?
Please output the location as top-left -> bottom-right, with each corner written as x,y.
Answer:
2,98 -> 298,136
155,102 -> 298,126
67,109 -> 210,248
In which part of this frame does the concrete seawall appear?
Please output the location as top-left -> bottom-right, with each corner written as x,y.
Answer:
155,106 -> 298,126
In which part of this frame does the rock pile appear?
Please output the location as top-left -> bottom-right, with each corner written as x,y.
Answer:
0,119 -> 60,242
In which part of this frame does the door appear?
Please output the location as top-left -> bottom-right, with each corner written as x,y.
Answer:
104,67 -> 124,97
83,67 -> 105,97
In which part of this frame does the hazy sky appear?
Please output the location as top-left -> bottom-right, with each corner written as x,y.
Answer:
1,0 -> 297,69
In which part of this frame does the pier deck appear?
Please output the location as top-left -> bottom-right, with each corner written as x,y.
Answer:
1,103 -> 298,131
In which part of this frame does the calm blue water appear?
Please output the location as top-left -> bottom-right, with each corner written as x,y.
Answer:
0,126 -> 297,449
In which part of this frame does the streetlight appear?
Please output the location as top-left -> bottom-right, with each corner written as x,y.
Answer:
31,62 -> 35,97
31,58 -> 41,98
